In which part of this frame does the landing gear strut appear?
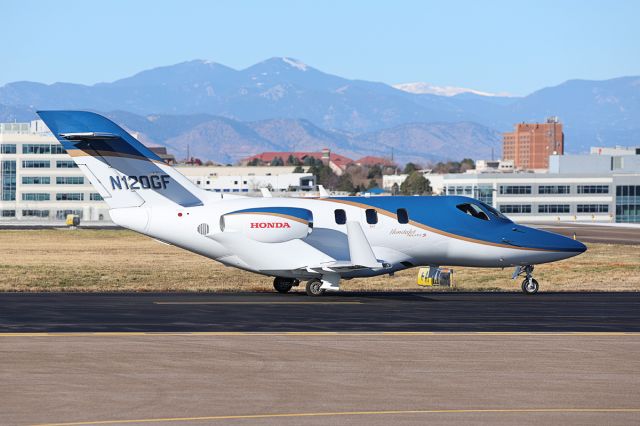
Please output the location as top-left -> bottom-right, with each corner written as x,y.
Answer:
273,277 -> 298,294
515,265 -> 538,295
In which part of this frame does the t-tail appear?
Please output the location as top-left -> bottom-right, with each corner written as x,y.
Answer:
37,111 -> 205,230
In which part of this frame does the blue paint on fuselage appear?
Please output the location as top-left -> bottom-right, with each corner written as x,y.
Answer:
332,195 -> 587,253
228,207 -> 313,222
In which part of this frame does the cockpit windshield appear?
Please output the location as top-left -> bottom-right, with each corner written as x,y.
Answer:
456,201 -> 510,222
456,203 -> 490,220
477,200 -> 510,221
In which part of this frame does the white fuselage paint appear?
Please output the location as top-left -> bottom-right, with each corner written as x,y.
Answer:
111,194 -> 577,280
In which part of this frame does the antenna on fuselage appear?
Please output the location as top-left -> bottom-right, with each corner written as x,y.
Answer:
260,187 -> 272,198
318,185 -> 329,198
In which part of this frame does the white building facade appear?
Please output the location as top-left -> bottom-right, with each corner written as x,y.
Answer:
176,166 -> 315,194
1,121 -> 110,223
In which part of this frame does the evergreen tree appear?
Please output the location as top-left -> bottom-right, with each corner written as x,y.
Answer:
403,162 -> 419,174
400,172 -> 431,195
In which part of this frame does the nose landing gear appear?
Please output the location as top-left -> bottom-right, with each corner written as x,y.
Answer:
513,265 -> 539,294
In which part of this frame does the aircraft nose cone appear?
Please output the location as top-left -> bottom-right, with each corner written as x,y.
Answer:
556,234 -> 587,253
509,225 -> 587,253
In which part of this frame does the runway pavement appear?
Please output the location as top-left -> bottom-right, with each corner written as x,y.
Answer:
1,291 -> 639,332
2,332 -> 639,425
527,222 -> 640,244
2,292 -> 639,425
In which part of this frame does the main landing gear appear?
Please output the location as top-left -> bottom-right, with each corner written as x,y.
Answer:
514,265 -> 539,295
305,279 -> 325,297
273,277 -> 299,294
274,274 -> 340,297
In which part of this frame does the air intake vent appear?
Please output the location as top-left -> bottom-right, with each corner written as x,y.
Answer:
197,223 -> 209,235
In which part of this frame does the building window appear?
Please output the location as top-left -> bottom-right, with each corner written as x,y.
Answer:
50,145 -> 67,154
56,176 -> 84,185
1,160 -> 16,201
538,185 -> 570,194
56,160 -> 78,168
334,209 -> 346,225
538,204 -> 570,213
56,193 -> 84,201
365,209 -> 378,224
22,193 -> 50,201
22,144 -> 51,154
499,185 -> 531,194
0,144 -> 16,154
615,185 -> 640,223
499,205 -> 532,214
1,210 -> 16,217
22,210 -> 49,217
22,160 -> 50,168
89,193 -> 103,201
396,208 -> 409,224
577,185 -> 609,194
477,185 -> 493,205
577,204 -> 609,213
22,176 -> 50,185
56,210 -> 83,220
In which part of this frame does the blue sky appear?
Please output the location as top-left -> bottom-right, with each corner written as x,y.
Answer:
3,0 -> 639,95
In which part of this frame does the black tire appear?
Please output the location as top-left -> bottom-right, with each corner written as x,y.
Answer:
521,278 -> 539,294
273,277 -> 293,294
305,279 -> 325,297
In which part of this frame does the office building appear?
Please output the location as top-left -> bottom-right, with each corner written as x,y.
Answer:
503,117 -> 564,170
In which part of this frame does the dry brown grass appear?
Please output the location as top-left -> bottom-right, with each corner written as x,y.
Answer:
1,229 -> 638,292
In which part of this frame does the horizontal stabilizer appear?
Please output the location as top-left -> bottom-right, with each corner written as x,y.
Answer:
59,132 -> 118,140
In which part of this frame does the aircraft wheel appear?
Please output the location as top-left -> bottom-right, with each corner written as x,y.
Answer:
306,279 -> 325,297
273,277 -> 294,294
521,278 -> 539,294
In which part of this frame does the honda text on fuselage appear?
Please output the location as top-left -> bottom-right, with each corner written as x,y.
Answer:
37,111 -> 586,295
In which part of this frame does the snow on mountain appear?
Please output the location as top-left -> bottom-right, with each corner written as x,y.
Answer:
393,82 -> 509,97
281,57 -> 308,71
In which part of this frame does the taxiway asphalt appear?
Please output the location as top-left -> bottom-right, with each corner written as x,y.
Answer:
1,291 -> 639,333
528,222 -> 640,244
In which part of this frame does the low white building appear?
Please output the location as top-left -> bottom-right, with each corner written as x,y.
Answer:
176,166 -> 314,194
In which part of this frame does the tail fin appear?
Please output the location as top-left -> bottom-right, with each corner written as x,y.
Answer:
37,111 -> 203,209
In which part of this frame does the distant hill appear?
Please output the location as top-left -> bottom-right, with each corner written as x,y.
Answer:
107,112 -> 500,165
1,58 -> 638,160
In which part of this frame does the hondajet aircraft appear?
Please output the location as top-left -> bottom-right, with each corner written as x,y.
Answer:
37,111 -> 587,295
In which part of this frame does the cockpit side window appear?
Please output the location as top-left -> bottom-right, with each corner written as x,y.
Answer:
456,203 -> 490,221
478,201 -> 509,220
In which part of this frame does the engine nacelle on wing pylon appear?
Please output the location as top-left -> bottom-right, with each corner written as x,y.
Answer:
220,207 -> 313,243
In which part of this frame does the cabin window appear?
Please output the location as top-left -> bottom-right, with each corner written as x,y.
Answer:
334,209 -> 346,225
397,208 -> 409,224
365,209 -> 378,224
456,203 -> 489,221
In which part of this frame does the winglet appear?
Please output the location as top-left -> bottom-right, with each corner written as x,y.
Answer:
346,221 -> 381,268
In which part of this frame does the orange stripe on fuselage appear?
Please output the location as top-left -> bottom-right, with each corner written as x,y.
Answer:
321,198 -> 554,252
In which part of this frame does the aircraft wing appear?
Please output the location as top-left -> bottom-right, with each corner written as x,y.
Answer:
302,221 -> 391,272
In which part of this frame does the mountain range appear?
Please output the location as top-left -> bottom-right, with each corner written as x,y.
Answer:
1,57 -> 638,165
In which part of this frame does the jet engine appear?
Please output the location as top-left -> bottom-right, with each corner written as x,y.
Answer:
220,207 -> 313,243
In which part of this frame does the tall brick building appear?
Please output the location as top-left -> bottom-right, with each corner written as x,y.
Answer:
503,117 -> 564,169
